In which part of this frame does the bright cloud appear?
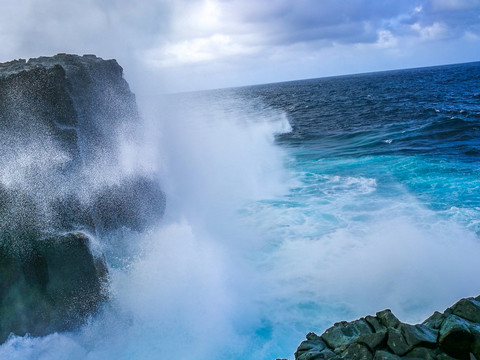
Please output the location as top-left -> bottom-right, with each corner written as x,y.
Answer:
376,30 -> 398,48
411,21 -> 449,40
145,34 -> 254,67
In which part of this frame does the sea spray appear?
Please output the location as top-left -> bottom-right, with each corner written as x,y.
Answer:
0,84 -> 296,359
0,55 -> 162,342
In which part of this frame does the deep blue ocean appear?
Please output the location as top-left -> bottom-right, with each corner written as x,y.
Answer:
2,62 -> 480,360
244,61 -> 480,244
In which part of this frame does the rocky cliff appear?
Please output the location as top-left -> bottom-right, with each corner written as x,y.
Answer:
0,54 -> 165,342
0,54 -> 136,168
289,295 -> 480,360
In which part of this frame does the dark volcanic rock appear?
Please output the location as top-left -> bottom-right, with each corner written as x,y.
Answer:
403,346 -> 437,360
0,53 -> 137,167
376,310 -> 401,329
0,54 -> 165,342
340,343 -> 372,359
373,350 -> 400,360
386,327 -> 409,356
295,332 -> 336,360
439,314 -> 474,359
291,296 -> 480,360
449,298 -> 480,324
398,323 -> 437,353
0,53 -> 166,233
322,319 -> 373,352
0,232 -> 107,342
422,311 -> 446,329
92,176 -> 166,233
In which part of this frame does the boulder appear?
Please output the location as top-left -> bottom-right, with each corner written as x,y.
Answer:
373,350 -> 400,360
376,310 -> 401,329
402,347 -> 437,360
321,319 -> 373,352
449,298 -> 480,324
365,315 -> 386,333
292,295 -> 480,360
470,324 -> 480,359
295,332 -> 338,360
400,323 -> 437,349
387,327 -> 409,356
356,330 -> 387,352
422,311 -> 445,329
340,343 -> 372,360
439,314 -> 474,359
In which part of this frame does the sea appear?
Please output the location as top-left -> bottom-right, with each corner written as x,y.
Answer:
1,62 -> 480,360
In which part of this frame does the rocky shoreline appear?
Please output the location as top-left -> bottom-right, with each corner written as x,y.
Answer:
284,295 -> 480,360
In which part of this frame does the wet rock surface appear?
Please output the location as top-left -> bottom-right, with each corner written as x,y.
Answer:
0,54 -> 165,342
0,232 -> 108,342
0,53 -> 137,166
291,296 -> 480,360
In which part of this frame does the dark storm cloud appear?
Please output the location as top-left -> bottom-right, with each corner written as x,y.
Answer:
226,0 -> 413,44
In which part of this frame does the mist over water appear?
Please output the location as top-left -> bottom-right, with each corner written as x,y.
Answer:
0,86 -> 296,360
2,62 -> 480,360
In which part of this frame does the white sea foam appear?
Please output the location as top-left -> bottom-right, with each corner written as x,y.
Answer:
0,92 -> 295,360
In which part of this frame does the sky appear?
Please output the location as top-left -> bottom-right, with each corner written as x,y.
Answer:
0,0 -> 479,92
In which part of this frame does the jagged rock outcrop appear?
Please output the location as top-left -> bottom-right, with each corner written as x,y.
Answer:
0,53 -> 165,234
0,54 -> 165,342
290,296 -> 480,360
0,53 -> 137,167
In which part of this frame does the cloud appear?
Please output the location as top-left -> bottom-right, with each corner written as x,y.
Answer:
0,0 -> 172,67
141,0 -> 479,71
145,34 -> 254,67
1,0 -> 479,91
431,0 -> 480,11
411,21 -> 449,40
376,30 -> 398,48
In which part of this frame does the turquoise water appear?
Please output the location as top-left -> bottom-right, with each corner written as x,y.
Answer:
242,61 -> 480,241
1,62 -> 480,360
233,62 -> 480,356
